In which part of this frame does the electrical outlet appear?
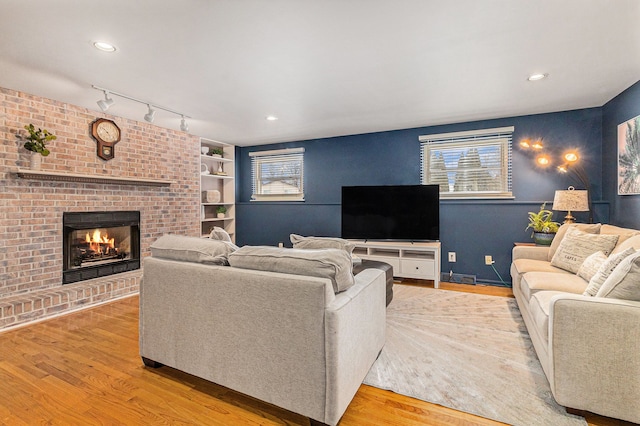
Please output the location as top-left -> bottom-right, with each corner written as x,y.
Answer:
448,252 -> 456,262
278,242 -> 284,248
485,255 -> 493,265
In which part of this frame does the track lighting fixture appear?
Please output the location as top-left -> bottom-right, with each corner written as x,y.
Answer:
144,105 -> 156,123
96,91 -> 115,112
91,85 -> 191,132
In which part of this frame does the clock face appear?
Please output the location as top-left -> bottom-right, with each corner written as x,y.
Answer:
96,121 -> 120,143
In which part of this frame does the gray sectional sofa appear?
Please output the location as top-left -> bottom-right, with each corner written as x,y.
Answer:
139,235 -> 386,426
511,223 -> 640,424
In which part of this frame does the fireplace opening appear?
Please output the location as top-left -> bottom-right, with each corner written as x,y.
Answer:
63,211 -> 140,284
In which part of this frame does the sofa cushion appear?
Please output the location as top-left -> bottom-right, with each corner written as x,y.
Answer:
150,234 -> 237,265
529,291 -> 565,343
583,247 -> 636,296
595,250 -> 640,301
229,246 -> 355,293
290,234 -> 356,254
520,271 -> 588,301
601,224 -> 640,250
550,227 -> 618,274
548,223 -> 601,261
611,234 -> 640,255
512,258 -> 570,276
576,251 -> 607,282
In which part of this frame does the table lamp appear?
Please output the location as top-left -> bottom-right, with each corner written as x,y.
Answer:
552,186 -> 589,223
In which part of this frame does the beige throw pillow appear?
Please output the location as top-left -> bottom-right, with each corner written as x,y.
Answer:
577,251 -> 607,282
547,223 -> 601,261
229,246 -> 355,293
595,250 -> 640,301
550,227 -> 619,274
583,247 -> 635,296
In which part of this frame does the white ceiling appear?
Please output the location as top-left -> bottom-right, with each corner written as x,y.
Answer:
1,0 -> 639,147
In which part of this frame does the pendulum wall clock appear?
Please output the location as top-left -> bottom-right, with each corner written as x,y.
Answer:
91,118 -> 121,161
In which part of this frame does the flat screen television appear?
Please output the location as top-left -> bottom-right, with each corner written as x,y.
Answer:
341,185 -> 440,241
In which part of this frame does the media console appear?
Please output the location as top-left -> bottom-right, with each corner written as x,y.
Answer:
349,240 -> 441,288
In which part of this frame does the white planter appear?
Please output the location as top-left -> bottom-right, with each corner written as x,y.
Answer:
30,153 -> 42,170
217,213 -> 225,219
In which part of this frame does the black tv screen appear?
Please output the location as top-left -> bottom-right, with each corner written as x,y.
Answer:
341,185 -> 440,241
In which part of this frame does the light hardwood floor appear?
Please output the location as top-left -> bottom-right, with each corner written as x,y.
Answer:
0,281 -> 632,425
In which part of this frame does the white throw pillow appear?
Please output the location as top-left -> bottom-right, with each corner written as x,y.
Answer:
583,247 -> 635,297
550,227 -> 619,274
547,223 -> 601,261
595,250 -> 640,301
577,251 -> 607,282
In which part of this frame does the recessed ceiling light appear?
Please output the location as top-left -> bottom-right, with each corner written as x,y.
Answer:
527,73 -> 548,81
266,115 -> 278,121
93,41 -> 117,52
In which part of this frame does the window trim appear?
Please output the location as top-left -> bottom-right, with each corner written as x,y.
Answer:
249,147 -> 305,202
420,126 -> 514,199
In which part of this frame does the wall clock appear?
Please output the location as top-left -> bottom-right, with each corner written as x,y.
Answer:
91,118 -> 121,161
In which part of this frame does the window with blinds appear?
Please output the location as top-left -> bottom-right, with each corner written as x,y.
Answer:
250,148 -> 305,201
420,127 -> 514,199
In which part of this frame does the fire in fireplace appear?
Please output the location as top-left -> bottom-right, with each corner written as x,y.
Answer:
63,211 -> 140,284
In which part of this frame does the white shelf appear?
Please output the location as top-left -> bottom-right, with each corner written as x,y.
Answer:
200,138 -> 235,243
350,240 -> 441,288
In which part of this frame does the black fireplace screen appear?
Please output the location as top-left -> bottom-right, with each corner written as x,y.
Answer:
63,211 -> 140,284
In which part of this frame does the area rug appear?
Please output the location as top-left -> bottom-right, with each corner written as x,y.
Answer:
363,285 -> 586,426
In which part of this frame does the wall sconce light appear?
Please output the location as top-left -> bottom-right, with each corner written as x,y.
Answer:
552,186 -> 589,223
96,90 -> 115,112
91,85 -> 191,132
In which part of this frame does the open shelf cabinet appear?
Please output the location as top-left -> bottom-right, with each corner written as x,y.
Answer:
200,138 -> 235,241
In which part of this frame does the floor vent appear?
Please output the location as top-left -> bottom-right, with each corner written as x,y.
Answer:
441,272 -> 477,285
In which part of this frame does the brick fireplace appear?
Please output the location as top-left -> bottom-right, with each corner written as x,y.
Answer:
0,87 -> 202,329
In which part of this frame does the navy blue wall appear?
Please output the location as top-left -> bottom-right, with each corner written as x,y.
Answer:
235,108 -> 605,285
602,80 -> 640,228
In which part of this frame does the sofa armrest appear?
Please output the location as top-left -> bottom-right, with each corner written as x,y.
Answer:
324,268 -> 386,426
512,245 -> 550,261
548,294 -> 640,423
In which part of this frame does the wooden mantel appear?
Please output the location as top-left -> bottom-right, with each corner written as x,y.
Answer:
14,169 -> 173,187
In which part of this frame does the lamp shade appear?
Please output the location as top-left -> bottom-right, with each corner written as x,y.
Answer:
552,187 -> 589,212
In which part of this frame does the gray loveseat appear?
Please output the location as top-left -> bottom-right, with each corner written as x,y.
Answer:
511,223 -> 640,424
139,235 -> 386,426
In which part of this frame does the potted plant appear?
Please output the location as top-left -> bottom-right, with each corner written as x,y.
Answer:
525,203 -> 560,245
23,123 -> 56,170
216,206 -> 227,219
208,147 -> 223,158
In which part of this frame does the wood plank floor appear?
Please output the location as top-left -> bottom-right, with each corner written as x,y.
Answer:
0,281 -> 633,425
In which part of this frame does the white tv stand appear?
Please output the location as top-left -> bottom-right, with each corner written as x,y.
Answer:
350,240 -> 441,288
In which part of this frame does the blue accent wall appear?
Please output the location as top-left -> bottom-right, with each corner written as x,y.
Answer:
602,80 -> 640,228
235,108 -> 606,285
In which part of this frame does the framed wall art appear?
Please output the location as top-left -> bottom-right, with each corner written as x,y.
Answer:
618,114 -> 640,195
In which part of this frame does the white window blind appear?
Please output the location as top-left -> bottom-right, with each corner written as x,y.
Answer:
250,148 -> 305,201
420,127 -> 514,199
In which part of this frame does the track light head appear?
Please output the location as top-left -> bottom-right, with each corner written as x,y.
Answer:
144,105 -> 156,123
97,91 -> 115,112
180,116 -> 189,132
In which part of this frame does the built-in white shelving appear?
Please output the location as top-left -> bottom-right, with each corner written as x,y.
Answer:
200,138 -> 235,241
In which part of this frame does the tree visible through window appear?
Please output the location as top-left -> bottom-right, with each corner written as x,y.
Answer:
420,127 -> 514,199
250,148 -> 305,201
